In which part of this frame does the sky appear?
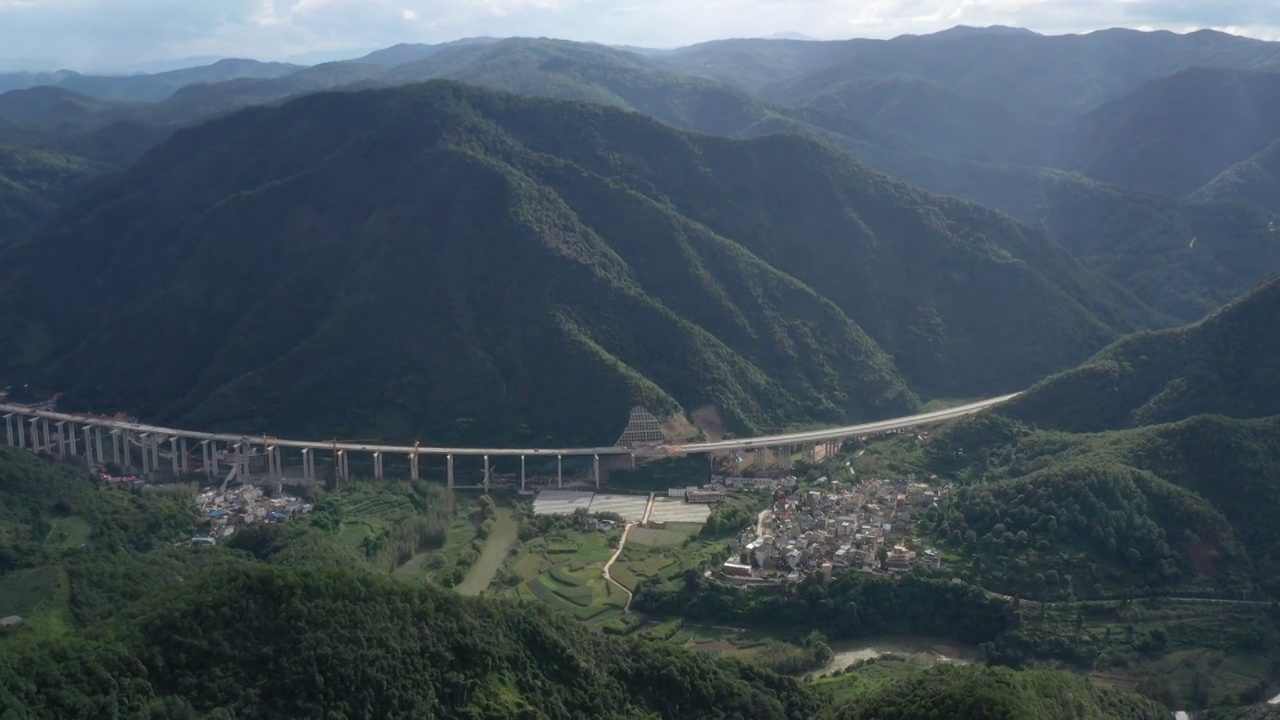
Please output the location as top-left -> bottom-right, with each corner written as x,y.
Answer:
1,0 -> 1278,71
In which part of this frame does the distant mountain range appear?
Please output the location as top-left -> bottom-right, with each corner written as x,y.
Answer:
1,26 -> 1279,441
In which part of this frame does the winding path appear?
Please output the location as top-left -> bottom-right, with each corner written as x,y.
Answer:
604,522 -> 636,612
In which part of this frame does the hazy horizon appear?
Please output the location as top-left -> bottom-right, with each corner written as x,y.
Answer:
0,0 -> 1277,73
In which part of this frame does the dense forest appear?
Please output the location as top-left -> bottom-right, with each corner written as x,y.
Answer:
916,412 -> 1280,598
1007,273 -> 1280,433
0,81 -> 1165,445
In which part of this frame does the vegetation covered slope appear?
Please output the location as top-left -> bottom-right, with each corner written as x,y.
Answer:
1196,138 -> 1280,215
1060,68 -> 1280,197
879,158 -> 1280,322
0,563 -> 822,719
920,412 -> 1280,597
0,82 -> 1154,444
676,27 -> 1280,125
0,144 -> 104,243
823,664 -> 1169,720
1006,273 -> 1280,432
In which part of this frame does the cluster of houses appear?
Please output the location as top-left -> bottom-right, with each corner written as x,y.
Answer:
720,476 -> 946,585
194,484 -> 313,542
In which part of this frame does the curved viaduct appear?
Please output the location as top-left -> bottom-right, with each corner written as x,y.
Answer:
0,394 -> 1019,490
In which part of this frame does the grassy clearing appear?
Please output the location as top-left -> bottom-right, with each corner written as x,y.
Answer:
41,516 -> 92,553
454,508 -> 517,596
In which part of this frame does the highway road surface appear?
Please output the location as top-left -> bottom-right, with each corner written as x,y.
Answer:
0,393 -> 1019,458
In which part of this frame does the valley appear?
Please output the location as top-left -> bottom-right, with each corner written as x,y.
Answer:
2,15 -> 1280,720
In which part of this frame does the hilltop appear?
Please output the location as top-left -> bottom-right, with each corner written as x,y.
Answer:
0,81 -> 1156,445
1005,273 -> 1280,432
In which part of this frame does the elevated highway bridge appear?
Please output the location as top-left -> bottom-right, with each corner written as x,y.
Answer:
0,394 -> 1019,490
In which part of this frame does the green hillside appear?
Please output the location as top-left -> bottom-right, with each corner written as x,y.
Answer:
919,412 -> 1280,597
886,158 -> 1280,322
1006,274 -> 1280,432
822,664 -> 1169,720
0,562 -> 823,718
0,144 -> 104,244
1196,138 -> 1280,214
1060,68 -> 1280,197
0,81 -> 1155,444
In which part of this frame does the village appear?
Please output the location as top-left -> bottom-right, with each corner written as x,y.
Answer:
719,475 -> 947,585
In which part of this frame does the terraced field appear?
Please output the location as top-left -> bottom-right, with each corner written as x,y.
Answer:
503,528 -> 627,624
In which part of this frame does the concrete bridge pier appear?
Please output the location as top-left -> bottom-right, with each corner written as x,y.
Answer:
557,455 -> 563,488
593,453 -> 601,489
333,449 -> 348,484
372,451 -> 383,480
483,455 -> 490,492
200,440 -> 212,480
170,437 -> 180,475
27,418 -> 38,452
3,413 -> 12,447
300,447 -> 313,482
446,454 -> 454,489
150,436 -> 161,473
408,451 -> 419,482
110,430 -> 123,468
65,422 -> 77,457
520,455 -> 526,491
81,426 -> 93,466
265,446 -> 281,482
179,438 -> 189,474
94,427 -> 105,464
141,435 -> 152,476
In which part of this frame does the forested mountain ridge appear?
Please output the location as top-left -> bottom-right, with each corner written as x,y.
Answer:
3,31 -> 1280,327
1005,273 -> 1280,433
1059,68 -> 1280,197
1195,138 -> 1280,215
0,81 -> 1161,444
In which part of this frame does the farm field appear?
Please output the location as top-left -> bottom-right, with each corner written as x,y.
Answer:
1030,600 -> 1280,709
501,526 -> 628,625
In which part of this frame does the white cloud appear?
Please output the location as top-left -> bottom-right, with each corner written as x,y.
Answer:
0,0 -> 1277,70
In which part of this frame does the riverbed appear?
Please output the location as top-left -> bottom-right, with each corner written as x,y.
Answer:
809,635 -> 979,677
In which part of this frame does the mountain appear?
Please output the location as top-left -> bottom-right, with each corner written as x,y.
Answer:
0,58 -> 303,102
0,82 -> 1161,444
0,144 -> 105,244
1195,138 -> 1280,214
1060,68 -> 1280,197
750,28 -> 1280,125
884,159 -> 1280,322
790,73 -> 1036,161
921,412 -> 1280,597
1004,274 -> 1280,432
357,38 -> 500,67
